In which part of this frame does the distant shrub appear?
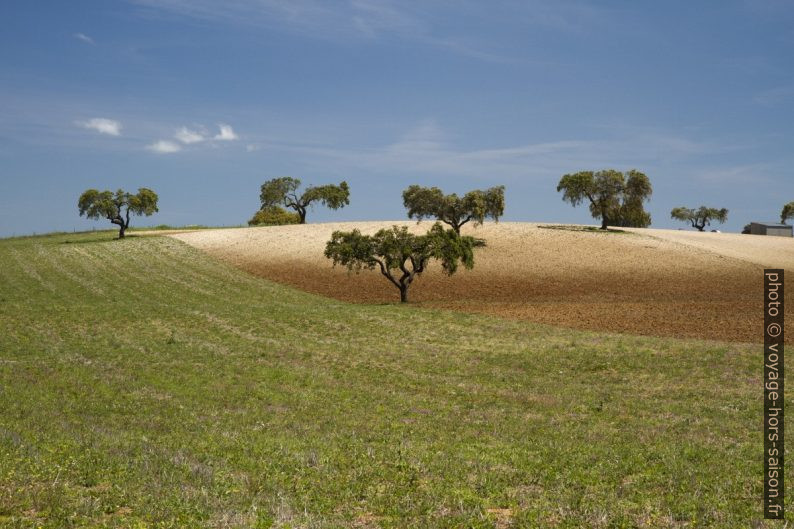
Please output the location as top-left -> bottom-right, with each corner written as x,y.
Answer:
248,206 -> 301,226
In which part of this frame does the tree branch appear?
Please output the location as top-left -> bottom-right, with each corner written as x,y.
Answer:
374,258 -> 401,290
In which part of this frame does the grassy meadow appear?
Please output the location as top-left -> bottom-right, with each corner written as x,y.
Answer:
0,231 -> 787,527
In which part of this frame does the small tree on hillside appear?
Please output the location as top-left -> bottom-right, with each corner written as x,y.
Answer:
670,206 -> 728,231
402,185 -> 505,234
78,188 -> 159,238
781,201 -> 794,224
324,223 -> 481,302
259,177 -> 349,224
556,169 -> 652,230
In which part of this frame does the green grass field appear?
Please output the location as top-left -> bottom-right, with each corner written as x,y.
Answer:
0,232 -> 787,528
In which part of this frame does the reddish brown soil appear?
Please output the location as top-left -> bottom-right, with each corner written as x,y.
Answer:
171,222 -> 794,344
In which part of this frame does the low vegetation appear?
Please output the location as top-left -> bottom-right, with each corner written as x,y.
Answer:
0,231 -> 787,527
248,206 -> 301,227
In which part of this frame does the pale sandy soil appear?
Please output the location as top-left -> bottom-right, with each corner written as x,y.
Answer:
623,226 -> 794,268
170,222 -> 793,343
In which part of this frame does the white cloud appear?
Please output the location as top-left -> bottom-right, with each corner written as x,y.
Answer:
73,32 -> 95,44
175,126 -> 206,144
214,123 -> 239,141
76,118 -> 122,136
147,140 -> 182,153
142,124 -> 237,154
246,144 -> 261,152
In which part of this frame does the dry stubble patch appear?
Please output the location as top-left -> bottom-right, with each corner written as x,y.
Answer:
171,222 -> 794,344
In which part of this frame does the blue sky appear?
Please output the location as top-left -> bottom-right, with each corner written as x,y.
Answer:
1,0 -> 792,236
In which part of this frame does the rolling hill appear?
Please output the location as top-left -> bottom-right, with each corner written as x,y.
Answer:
171,222 -> 794,344
0,229 -> 788,527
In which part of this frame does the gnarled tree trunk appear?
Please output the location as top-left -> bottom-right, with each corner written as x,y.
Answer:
111,216 -> 127,239
400,286 -> 408,302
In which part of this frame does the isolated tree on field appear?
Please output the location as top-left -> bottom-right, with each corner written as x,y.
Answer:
258,177 -> 349,224
556,169 -> 652,229
670,206 -> 728,231
324,223 -> 481,302
248,206 -> 301,226
78,188 -> 159,238
402,185 -> 505,234
781,201 -> 794,224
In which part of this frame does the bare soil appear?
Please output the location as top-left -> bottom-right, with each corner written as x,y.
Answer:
171,222 -> 794,343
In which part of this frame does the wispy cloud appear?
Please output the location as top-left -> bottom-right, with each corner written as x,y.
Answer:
754,84 -> 794,106
348,0 -> 427,38
692,163 -> 775,184
127,0 -> 599,62
146,140 -> 181,153
175,126 -> 206,144
214,123 -> 238,141
73,32 -> 95,45
249,120 -> 740,181
76,117 -> 122,136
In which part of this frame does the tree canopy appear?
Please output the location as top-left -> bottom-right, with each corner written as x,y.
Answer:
258,177 -> 349,224
78,188 -> 159,238
556,169 -> 652,230
670,206 -> 728,231
324,223 -> 481,302
402,185 -> 505,234
781,201 -> 794,224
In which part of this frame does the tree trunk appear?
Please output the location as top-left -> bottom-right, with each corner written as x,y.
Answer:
298,208 -> 307,224
442,218 -> 461,234
400,286 -> 408,303
600,217 -> 608,230
111,216 -> 127,239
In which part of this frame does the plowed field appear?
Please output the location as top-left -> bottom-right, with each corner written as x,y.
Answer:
171,222 -> 794,343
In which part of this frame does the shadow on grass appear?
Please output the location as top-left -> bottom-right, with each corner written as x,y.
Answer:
62,234 -> 145,244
